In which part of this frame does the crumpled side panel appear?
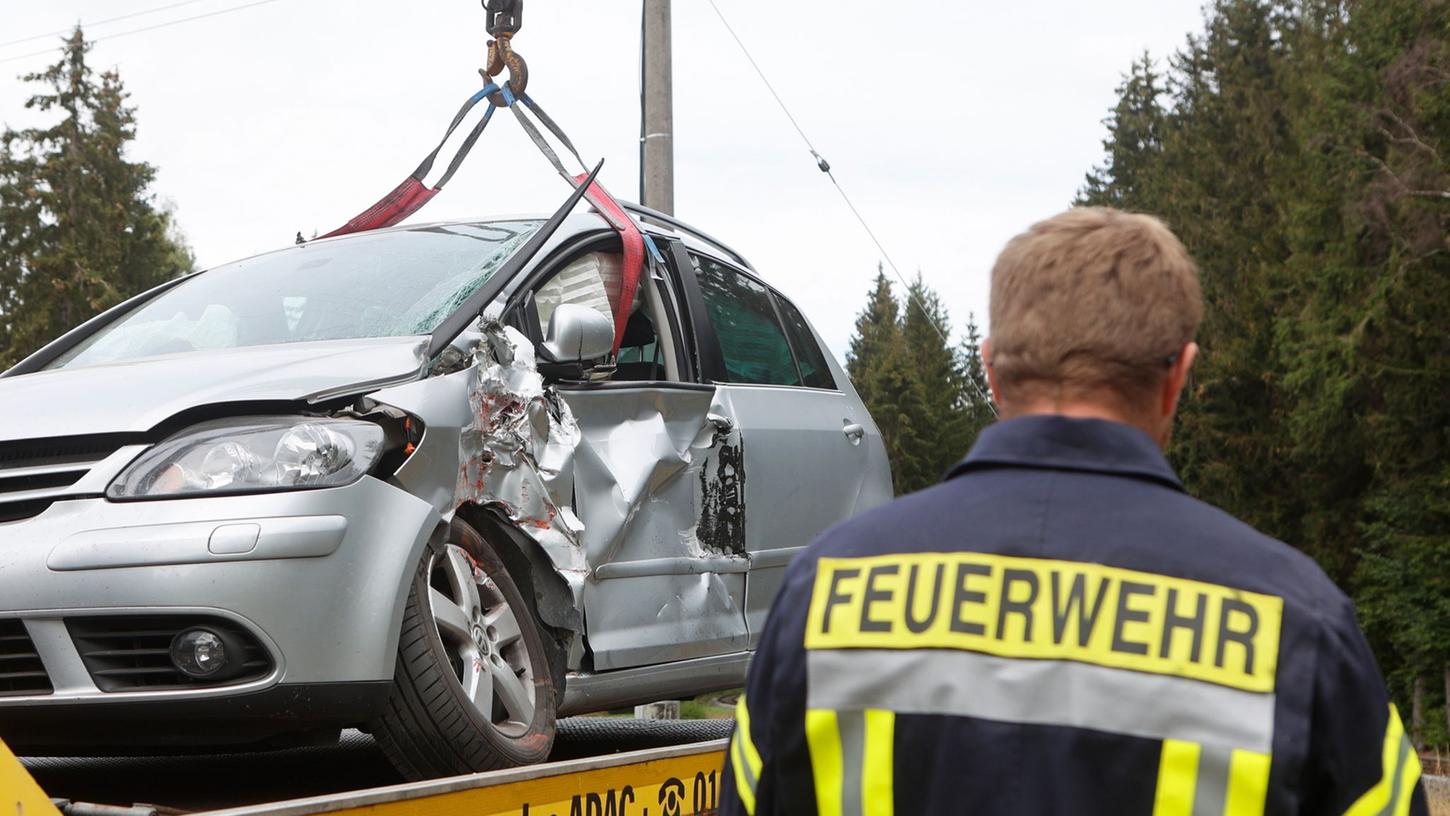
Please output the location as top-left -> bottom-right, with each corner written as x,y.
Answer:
457,322 -> 586,578
696,436 -> 746,558
561,388 -> 744,570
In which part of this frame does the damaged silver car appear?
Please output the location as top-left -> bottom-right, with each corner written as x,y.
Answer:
0,190 -> 892,779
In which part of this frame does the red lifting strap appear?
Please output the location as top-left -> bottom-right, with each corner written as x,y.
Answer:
572,174 -> 643,355
320,90 -> 497,241
320,86 -> 642,353
319,178 -> 440,239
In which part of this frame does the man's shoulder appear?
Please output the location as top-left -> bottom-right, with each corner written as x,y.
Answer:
1158,487 -> 1350,609
810,482 -> 964,556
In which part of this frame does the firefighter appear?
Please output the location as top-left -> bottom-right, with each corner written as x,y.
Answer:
720,208 -> 1428,815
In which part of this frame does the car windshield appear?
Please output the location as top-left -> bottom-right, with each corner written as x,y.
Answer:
51,220 -> 541,370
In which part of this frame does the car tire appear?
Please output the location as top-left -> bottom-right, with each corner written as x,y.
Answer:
372,519 -> 559,780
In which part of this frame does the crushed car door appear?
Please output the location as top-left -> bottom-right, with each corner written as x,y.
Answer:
672,246 -> 875,645
519,243 -> 750,671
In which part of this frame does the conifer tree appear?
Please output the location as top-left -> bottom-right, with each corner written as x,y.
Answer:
846,268 -> 909,492
958,313 -> 994,444
0,28 -> 193,367
1078,53 -> 1167,210
1080,0 -> 1450,741
846,270 -> 993,495
898,275 -> 972,491
846,266 -> 901,394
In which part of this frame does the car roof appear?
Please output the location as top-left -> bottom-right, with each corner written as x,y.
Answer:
313,202 -> 757,274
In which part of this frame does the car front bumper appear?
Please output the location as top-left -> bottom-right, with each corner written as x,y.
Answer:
0,476 -> 440,749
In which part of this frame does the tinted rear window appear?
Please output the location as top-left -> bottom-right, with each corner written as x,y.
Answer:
774,294 -> 837,390
691,254 -> 801,386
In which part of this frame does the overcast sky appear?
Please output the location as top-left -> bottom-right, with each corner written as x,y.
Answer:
0,1 -> 1207,358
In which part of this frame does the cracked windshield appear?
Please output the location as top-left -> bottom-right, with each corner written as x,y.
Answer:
52,221 -> 541,370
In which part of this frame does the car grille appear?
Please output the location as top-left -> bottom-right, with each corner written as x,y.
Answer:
68,616 -> 272,692
0,619 -> 53,696
0,435 -> 137,523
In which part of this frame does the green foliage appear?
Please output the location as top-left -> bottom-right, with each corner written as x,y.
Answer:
1079,53 -> 1167,210
0,28 -> 193,368
959,314 -> 994,447
1083,0 -> 1450,742
846,267 -> 994,495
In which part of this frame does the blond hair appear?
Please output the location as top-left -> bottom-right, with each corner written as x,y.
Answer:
988,207 -> 1202,405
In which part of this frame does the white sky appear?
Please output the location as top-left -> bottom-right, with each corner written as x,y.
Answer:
0,1 -> 1207,359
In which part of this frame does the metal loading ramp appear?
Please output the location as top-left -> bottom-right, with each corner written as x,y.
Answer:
12,718 -> 734,816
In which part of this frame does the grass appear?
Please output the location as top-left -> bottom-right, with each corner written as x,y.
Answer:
584,690 -> 740,721
680,692 -> 736,721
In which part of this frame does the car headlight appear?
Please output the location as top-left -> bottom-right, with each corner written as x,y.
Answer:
108,416 -> 386,500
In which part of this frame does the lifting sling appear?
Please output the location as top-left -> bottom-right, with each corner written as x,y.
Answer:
320,0 -> 643,355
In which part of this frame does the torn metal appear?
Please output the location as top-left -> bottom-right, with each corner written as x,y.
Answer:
558,386 -> 750,669
456,321 -> 587,581
563,389 -> 747,570
446,317 -> 755,670
696,437 -> 746,558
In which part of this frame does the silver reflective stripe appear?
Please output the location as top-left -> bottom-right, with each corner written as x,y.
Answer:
837,710 -> 866,816
807,648 -> 1275,753
733,732 -> 759,796
1193,746 -> 1231,816
1383,734 -> 1413,816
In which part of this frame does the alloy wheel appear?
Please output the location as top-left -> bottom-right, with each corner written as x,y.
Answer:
426,543 -> 537,737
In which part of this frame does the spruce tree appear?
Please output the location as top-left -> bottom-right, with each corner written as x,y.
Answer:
846,269 -> 989,495
1325,0 -> 1450,744
846,268 -> 908,492
0,28 -> 193,368
1153,0 -> 1302,552
846,268 -> 899,408
958,313 -> 994,445
1080,0 -> 1450,741
898,275 -> 972,492
1078,53 -> 1167,210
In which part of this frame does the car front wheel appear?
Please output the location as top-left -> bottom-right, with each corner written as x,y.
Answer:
372,519 -> 558,780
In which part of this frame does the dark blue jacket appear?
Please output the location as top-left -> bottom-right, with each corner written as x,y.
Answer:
721,416 -> 1427,816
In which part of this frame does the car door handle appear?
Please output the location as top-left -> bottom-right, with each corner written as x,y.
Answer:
707,413 -> 735,434
843,423 -> 865,441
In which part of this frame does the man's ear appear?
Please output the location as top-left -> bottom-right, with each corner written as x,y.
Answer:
982,338 -> 1001,409
1161,341 -> 1199,419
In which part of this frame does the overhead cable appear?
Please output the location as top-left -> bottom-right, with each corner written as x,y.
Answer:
705,0 -> 997,414
0,0 -> 286,66
0,0 -> 216,49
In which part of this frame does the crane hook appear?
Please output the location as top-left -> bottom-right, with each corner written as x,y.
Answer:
482,0 -> 527,106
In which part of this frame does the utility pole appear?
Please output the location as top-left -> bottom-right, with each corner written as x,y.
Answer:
638,0 -> 679,723
641,0 -> 674,215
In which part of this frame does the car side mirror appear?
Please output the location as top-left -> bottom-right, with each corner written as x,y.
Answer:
539,303 -> 615,364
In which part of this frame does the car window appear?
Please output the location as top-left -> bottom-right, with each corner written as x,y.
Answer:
51,221 -> 541,370
690,253 -> 801,386
532,251 -> 621,334
774,294 -> 837,390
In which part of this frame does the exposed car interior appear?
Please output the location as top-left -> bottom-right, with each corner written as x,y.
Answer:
523,245 -> 683,384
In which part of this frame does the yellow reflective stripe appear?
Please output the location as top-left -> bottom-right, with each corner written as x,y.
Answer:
1224,749 -> 1271,815
861,709 -> 895,815
1345,704 -> 1419,816
734,695 -> 764,779
806,708 -> 844,816
731,732 -> 758,815
1153,739 -> 1200,816
731,695 -> 763,815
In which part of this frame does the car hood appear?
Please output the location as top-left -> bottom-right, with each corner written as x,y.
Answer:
0,337 -> 429,441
